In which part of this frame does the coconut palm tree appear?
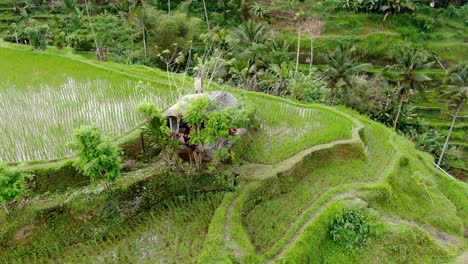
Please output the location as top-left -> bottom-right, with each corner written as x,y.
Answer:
202,0 -> 210,31
83,0 -> 100,59
437,64 -> 467,166
385,46 -> 434,129
128,0 -> 147,60
231,20 -> 266,47
322,42 -> 371,105
111,0 -> 134,53
249,1 -> 267,19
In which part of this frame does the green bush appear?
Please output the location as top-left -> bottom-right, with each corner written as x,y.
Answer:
0,164 -> 25,214
287,70 -> 328,103
69,126 -> 121,185
329,207 -> 370,249
411,14 -> 437,32
24,23 -> 49,50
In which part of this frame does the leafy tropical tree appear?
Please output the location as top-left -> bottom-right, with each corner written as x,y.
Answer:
249,1 -> 268,19
137,102 -> 179,167
322,42 -> 371,105
111,0 -> 135,52
24,22 -> 49,50
227,20 -> 268,90
70,126 -> 121,187
437,64 -> 467,166
0,164 -> 25,215
265,38 -> 291,65
183,97 -> 212,169
229,20 -> 266,48
205,109 -> 232,165
385,45 -> 433,129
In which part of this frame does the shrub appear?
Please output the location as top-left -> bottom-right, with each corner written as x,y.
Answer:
329,207 -> 370,249
24,23 -> 49,50
137,102 -> 179,167
411,14 -> 437,32
69,126 -> 121,186
0,164 -> 25,214
54,31 -> 65,49
287,70 -> 328,103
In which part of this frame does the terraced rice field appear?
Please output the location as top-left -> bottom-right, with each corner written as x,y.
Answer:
0,46 -> 187,162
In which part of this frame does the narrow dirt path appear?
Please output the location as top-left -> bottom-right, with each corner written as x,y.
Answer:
270,192 -> 463,264
266,131 -> 400,263
379,213 -> 462,249
268,192 -> 358,263
223,188 -> 245,258
219,103 -> 365,261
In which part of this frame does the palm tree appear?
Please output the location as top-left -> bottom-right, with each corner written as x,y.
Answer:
111,0 -> 134,53
83,0 -> 100,59
229,20 -> 267,90
437,64 -> 467,166
322,42 -> 371,105
202,0 -> 210,32
385,46 -> 433,129
129,0 -> 147,59
294,10 -> 305,74
249,1 -> 267,19
231,20 -> 266,47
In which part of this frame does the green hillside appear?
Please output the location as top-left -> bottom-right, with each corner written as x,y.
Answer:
0,45 -> 466,263
0,0 -> 467,263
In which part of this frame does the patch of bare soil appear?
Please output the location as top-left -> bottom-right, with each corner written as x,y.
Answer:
271,18 -> 325,39
13,222 -> 40,246
455,251 -> 468,264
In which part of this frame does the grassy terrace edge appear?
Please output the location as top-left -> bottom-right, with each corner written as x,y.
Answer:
197,102 -> 363,263
198,105 -> 468,263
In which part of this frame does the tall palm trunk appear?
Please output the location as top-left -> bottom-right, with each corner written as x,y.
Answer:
437,100 -> 463,166
331,88 -> 338,106
202,0 -> 210,32
84,0 -> 99,59
309,37 -> 314,74
295,27 -> 301,74
130,26 -> 134,53
393,83 -> 405,129
140,6 -> 147,59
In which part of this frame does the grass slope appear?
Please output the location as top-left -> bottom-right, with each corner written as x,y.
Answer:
199,104 -> 467,263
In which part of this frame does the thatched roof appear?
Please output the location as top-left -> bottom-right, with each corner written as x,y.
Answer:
164,91 -> 238,117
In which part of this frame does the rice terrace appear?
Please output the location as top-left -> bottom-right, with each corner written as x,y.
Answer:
0,0 -> 467,263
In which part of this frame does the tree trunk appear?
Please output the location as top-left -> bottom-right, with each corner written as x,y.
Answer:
393,84 -> 405,130
309,37 -> 314,75
437,101 -> 462,166
295,27 -> 301,74
168,0 -> 171,14
1,204 -> 9,215
140,132 -> 145,153
140,6 -> 147,60
84,0 -> 100,60
331,88 -> 338,106
202,0 -> 210,32
130,26 -> 134,53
